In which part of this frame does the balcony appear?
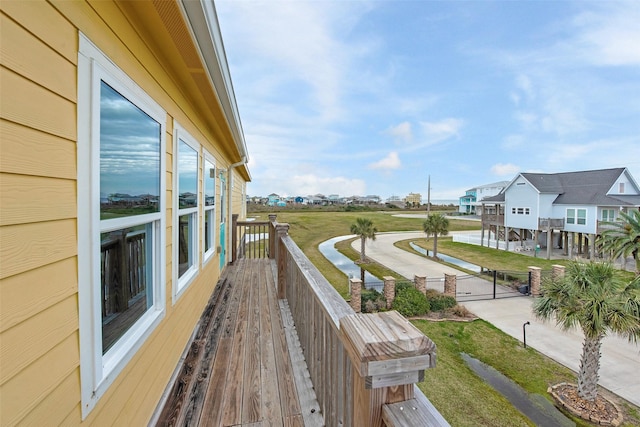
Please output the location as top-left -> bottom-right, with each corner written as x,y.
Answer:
538,218 -> 565,230
153,216 -> 447,426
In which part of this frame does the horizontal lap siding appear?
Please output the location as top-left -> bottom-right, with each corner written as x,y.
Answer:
1,0 -> 244,424
0,2 -> 82,426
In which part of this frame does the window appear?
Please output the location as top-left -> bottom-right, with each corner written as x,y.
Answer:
203,151 -> 216,263
619,182 -> 625,193
77,34 -> 166,417
512,207 -> 530,215
577,209 -> 586,225
602,209 -> 615,221
567,208 -> 586,225
174,124 -> 199,298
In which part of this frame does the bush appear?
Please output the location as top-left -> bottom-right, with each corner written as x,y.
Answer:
361,289 -> 386,313
425,290 -> 456,312
392,286 -> 430,317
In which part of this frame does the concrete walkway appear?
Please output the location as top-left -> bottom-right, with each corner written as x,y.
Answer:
351,232 -> 640,407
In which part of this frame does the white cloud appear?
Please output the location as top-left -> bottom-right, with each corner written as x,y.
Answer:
368,152 -> 401,170
491,163 -> 520,177
571,2 -> 640,66
515,74 -> 535,101
384,122 -> 412,142
419,118 -> 464,145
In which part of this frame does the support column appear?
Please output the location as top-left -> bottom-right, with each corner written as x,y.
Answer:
528,266 -> 541,297
383,276 -> 396,309
546,229 -> 553,260
414,275 -> 427,296
350,278 -> 362,313
563,232 -> 568,256
590,234 -> 596,260
505,227 -> 510,251
578,233 -> 583,255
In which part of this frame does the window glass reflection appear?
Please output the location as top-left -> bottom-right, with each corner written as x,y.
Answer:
204,159 -> 215,206
178,140 -> 198,208
100,81 -> 160,219
100,224 -> 152,353
178,214 -> 193,277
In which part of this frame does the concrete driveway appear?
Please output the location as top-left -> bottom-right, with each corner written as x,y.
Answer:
350,232 -> 640,407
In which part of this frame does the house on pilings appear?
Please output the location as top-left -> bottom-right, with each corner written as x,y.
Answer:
480,168 -> 640,259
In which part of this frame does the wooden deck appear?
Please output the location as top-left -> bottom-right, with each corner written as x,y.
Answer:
153,258 -> 323,426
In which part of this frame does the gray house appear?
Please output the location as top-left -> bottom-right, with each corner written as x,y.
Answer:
481,168 -> 640,259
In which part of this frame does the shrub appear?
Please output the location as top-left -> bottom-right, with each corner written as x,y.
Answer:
361,289 -> 386,313
422,289 -> 456,312
392,286 -> 430,317
448,304 -> 472,318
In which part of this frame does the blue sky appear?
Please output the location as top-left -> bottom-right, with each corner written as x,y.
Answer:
216,0 -> 640,201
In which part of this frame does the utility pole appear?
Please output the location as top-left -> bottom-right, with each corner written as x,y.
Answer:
427,174 -> 431,214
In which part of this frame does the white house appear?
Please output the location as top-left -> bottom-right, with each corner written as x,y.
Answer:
480,168 -> 640,259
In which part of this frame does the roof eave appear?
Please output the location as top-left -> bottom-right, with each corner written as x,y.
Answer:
178,0 -> 250,171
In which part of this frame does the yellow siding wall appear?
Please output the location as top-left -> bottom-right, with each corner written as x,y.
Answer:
0,1 -> 248,425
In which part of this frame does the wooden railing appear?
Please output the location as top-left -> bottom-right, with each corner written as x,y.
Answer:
481,213 -> 504,225
271,217 -> 447,427
539,217 -> 564,230
231,214 -> 274,262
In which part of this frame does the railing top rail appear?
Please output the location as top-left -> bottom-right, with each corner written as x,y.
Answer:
236,220 -> 271,226
281,234 -> 354,327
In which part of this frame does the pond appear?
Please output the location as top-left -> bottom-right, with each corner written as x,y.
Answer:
409,242 -> 482,273
318,235 -> 379,287
461,353 -> 574,427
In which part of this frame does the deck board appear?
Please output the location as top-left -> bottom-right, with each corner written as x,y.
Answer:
154,258 -> 320,426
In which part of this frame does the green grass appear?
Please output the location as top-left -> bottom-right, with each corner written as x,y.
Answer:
413,319 -> 585,427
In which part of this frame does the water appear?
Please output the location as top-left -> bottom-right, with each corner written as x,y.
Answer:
318,236 -> 379,287
409,242 -> 482,273
461,353 -> 574,427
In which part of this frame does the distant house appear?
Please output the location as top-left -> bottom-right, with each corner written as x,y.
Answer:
294,196 -> 305,204
404,192 -> 422,207
459,181 -> 508,214
481,168 -> 640,259
267,193 -> 281,206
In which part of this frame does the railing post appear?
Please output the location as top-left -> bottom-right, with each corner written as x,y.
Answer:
276,223 -> 289,299
268,214 -> 277,259
383,276 -> 396,309
350,278 -> 362,313
231,213 -> 238,264
340,311 -> 437,427
528,266 -> 541,297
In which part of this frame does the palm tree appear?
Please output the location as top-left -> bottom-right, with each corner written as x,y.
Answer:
533,261 -> 640,401
422,213 -> 449,258
597,210 -> 640,275
350,217 -> 377,263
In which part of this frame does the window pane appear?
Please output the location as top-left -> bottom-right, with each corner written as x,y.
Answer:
204,159 -> 215,206
178,140 -> 198,208
101,224 -> 152,353
100,81 -> 160,219
578,209 -> 586,225
205,209 -> 213,252
178,214 -> 194,277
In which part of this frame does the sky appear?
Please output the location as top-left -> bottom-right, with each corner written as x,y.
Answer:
215,0 -> 640,201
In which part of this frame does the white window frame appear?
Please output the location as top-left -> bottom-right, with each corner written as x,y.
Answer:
577,208 -> 587,225
77,33 -> 166,418
203,150 -> 216,264
566,208 -> 576,224
602,209 -> 615,221
173,123 -> 200,301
